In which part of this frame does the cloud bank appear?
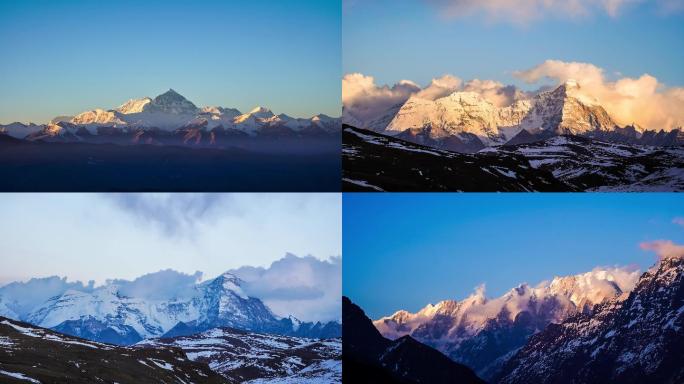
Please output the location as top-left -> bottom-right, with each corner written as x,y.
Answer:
343,60 -> 684,130
424,0 -> 679,25
230,253 -> 342,322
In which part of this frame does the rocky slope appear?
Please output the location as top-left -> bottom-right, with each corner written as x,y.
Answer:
0,316 -> 224,383
140,327 -> 341,383
343,125 -> 569,192
493,135 -> 684,191
343,296 -> 485,384
343,125 -> 684,192
373,268 -> 639,380
496,256 -> 684,384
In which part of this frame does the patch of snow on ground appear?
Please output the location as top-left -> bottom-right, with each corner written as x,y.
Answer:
0,370 -> 41,383
342,178 -> 384,191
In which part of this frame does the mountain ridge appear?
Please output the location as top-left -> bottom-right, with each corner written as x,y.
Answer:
0,89 -> 341,145
0,272 -> 340,345
372,267 -> 640,380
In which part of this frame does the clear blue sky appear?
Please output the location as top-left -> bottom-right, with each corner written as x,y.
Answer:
343,193 -> 684,319
343,0 -> 684,90
0,0 -> 341,124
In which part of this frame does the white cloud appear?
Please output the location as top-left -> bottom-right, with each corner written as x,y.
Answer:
230,253 -> 341,322
640,240 -> 684,260
463,79 -> 525,107
423,0 -> 680,25
111,269 -> 203,301
415,75 -> 464,100
515,60 -> 684,130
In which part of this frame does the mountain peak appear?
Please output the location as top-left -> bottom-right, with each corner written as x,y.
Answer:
563,79 -> 579,88
249,106 -> 272,115
149,89 -> 198,115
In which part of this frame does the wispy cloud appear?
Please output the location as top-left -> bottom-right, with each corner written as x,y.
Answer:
424,0 -> 679,25
640,240 -> 684,261
672,217 -> 684,227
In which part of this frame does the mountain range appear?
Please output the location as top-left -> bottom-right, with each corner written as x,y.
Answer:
369,256 -> 684,383
0,272 -> 340,346
373,267 -> 639,381
345,80 -> 683,153
0,89 -> 340,148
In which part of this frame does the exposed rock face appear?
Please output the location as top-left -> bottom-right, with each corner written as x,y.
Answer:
496,257 -> 684,384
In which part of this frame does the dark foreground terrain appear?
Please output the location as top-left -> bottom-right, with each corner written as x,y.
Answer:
0,317 -> 225,383
343,125 -> 684,192
342,297 -> 485,384
0,136 -> 340,191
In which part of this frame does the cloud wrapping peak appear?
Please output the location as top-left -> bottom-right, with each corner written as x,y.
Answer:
342,73 -> 421,125
515,60 -> 684,130
344,59 -> 684,131
640,240 -> 684,261
111,269 -> 203,301
0,277 -> 95,317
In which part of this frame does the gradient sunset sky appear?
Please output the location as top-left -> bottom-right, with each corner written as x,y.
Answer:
0,0 -> 341,124
343,193 -> 684,319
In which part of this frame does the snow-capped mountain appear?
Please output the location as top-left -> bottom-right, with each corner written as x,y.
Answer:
0,89 -> 340,144
496,256 -> 684,384
139,327 -> 341,383
385,92 -> 531,146
352,81 -> 682,151
0,273 -> 340,345
373,267 -> 640,380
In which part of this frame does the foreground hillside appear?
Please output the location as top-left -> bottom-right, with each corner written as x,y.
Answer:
0,317 -> 224,383
141,328 -> 341,383
343,125 -> 684,192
